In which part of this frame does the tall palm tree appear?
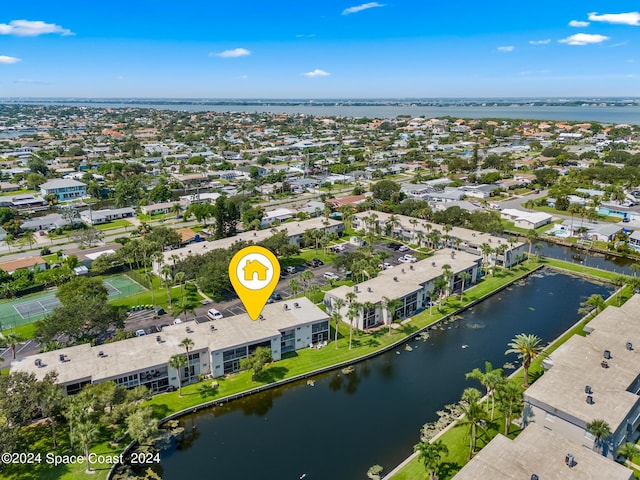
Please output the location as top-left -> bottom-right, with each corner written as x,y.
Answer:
288,278 -> 300,297
441,264 -> 453,297
179,338 -> 195,383
578,294 -> 606,317
495,379 -> 523,435
458,271 -> 472,300
300,270 -> 313,294
466,361 -> 504,420
505,333 -> 543,387
145,271 -> 156,306
74,419 -> 98,473
526,229 -> 539,259
458,387 -> 487,459
332,298 -> 345,348
347,302 -> 360,350
587,419 -> 612,455
480,243 -> 493,273
414,440 -> 448,480
383,296 -> 404,335
618,442 -> 639,465
0,332 -> 22,359
160,264 -> 174,309
168,354 -> 188,397
174,271 -> 186,303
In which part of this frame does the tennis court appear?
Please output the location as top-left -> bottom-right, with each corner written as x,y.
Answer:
0,274 -> 146,330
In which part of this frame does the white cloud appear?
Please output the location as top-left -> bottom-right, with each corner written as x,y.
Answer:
342,2 -> 385,15
569,20 -> 590,27
13,78 -> 49,84
302,69 -> 330,78
295,34 -> 317,38
211,48 -> 251,58
0,55 -> 21,64
559,33 -> 610,46
0,19 -> 73,36
529,39 -> 551,45
588,12 -> 640,26
497,45 -> 515,52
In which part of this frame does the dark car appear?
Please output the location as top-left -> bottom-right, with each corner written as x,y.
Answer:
387,242 -> 401,250
311,258 -> 324,267
146,325 -> 160,334
271,291 -> 282,301
165,385 -> 177,392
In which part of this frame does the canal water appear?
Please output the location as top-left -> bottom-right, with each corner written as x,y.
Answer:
536,241 -> 636,275
153,269 -> 612,480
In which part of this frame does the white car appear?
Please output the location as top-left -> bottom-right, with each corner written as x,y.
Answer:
207,308 -> 224,320
398,256 -> 412,263
378,263 -> 393,270
323,272 -> 340,280
135,329 -> 146,336
398,245 -> 410,252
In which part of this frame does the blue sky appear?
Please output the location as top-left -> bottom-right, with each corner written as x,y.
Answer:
1,1 -> 639,98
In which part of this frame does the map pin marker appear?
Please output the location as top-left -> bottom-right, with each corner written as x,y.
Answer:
229,246 -> 281,321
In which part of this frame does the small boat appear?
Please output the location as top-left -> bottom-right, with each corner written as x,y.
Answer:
461,344 -> 469,349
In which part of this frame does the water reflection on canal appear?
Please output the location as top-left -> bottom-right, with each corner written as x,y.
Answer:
157,269 -> 612,480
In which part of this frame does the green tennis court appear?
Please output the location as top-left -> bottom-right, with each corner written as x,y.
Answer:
0,274 -> 146,331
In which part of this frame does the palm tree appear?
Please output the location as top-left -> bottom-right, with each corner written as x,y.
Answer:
74,419 -> 98,473
174,298 -> 197,321
39,374 -> 64,448
458,271 -> 472,300
495,379 -> 523,435
171,202 -> 182,217
300,270 -> 313,294
414,440 -> 448,480
160,264 -> 174,309
0,332 -> 22,359
179,337 -> 195,383
347,302 -> 360,350
168,354 -> 188,397
618,442 -> 639,465
466,361 -> 504,420
458,387 -> 487,459
174,271 -> 186,303
578,294 -> 606,317
441,264 -> 452,297
526,229 -> 539,259
145,271 -> 156,306
383,297 -> 404,335
505,333 -> 543,387
587,419 -> 612,455
480,243 -> 493,273
332,298 -> 345,349
288,278 -> 300,297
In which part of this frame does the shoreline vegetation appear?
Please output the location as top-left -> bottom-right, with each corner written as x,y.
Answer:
0,258 -> 626,480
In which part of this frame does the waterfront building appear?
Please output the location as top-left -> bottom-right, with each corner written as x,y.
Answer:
323,249 -> 480,330
500,208 -> 552,230
11,297 -> 329,394
523,295 -> 640,458
153,217 -> 344,274
452,423 -> 633,480
352,211 -> 526,268
39,179 -> 87,201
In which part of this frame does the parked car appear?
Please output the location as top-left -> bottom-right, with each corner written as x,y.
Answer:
323,272 -> 340,280
398,245 -> 410,252
286,266 -> 297,274
207,308 -> 223,320
378,263 -> 393,270
267,291 -> 283,303
146,325 -> 159,334
387,242 -> 401,250
135,329 -> 146,337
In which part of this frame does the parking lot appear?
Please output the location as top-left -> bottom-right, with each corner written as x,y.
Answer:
120,241 -> 411,337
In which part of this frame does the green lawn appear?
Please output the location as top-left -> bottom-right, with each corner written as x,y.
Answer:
94,219 -> 133,231
280,248 -> 338,268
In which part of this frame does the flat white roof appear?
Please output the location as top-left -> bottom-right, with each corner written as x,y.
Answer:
11,297 -> 327,386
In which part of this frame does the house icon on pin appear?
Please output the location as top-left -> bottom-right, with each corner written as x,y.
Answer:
243,259 -> 269,281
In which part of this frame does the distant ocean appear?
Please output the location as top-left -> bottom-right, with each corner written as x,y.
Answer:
3,100 -> 640,125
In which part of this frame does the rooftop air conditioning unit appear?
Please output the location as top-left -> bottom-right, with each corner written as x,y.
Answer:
393,276 -> 398,282
294,302 -> 300,308
98,351 -> 104,357
59,354 -> 65,362
410,265 -> 414,270
565,453 -> 574,467
283,304 -> 289,310
367,287 -> 372,293
603,349 -> 611,359
259,315 -> 265,321
586,395 -> 594,404
354,286 -> 359,293
402,268 -> 405,274
34,358 -> 42,367
432,262 -> 436,267
585,385 -> 592,394
626,342 -> 633,351
531,475 -> 539,480
156,335 -> 162,342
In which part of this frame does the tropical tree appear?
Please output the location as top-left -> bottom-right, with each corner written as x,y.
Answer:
617,442 -> 639,465
346,302 -> 361,350
145,271 -> 156,306
179,337 -> 195,383
39,372 -> 64,448
578,294 -> 606,317
126,407 -> 158,446
587,419 -> 612,455
168,354 -> 187,397
0,332 -> 22,359
505,333 -> 543,387
382,296 -> 404,335
331,298 -> 345,348
174,271 -> 186,303
480,243 -> 493,274
288,278 -> 300,297
160,264 -> 174,309
458,387 -> 487,459
414,440 -> 448,480
526,229 -> 539,259
495,379 -> 524,435
458,271 -> 472,300
74,419 -> 98,473
466,361 -> 504,420
300,269 -> 313,294
239,346 -> 272,380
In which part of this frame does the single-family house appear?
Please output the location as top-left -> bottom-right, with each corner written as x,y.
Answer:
0,256 -> 47,275
40,179 -> 87,201
80,207 -> 135,226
